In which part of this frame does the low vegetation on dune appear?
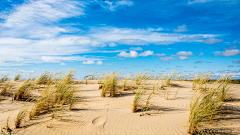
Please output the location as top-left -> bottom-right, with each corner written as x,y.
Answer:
15,108 -> 28,128
0,74 -> 9,83
101,71 -> 121,97
0,69 -> 237,134
0,82 -> 14,96
14,72 -> 22,81
188,74 -> 233,134
29,69 -> 77,119
12,79 -> 35,100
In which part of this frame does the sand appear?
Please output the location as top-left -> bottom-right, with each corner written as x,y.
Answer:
0,80 -> 240,135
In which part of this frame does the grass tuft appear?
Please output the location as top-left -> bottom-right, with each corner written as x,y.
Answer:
15,108 -> 28,128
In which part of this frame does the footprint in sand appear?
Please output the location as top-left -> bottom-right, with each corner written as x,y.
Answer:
92,116 -> 107,126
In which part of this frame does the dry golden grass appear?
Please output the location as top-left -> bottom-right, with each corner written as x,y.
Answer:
14,72 -> 22,81
13,79 -> 35,100
29,69 -> 77,119
15,108 -> 28,128
0,82 -> 14,96
188,74 -> 233,134
1,116 -> 12,134
101,71 -> 121,97
0,74 -> 9,83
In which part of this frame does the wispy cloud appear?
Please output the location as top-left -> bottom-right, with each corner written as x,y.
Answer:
214,49 -> 240,57
96,0 -> 133,11
173,25 -> 188,32
117,50 -> 153,58
159,56 -> 174,61
203,38 -> 223,44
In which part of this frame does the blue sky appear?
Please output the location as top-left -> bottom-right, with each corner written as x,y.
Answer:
0,0 -> 240,79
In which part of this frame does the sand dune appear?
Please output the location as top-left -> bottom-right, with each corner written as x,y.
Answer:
0,80 -> 240,135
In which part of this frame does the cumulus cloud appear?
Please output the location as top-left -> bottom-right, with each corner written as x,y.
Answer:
214,49 -> 240,57
173,25 -> 188,32
117,50 -> 153,58
179,56 -> 189,60
228,65 -> 234,67
130,47 -> 143,50
203,38 -> 223,44
118,51 -> 138,58
96,61 -> 103,65
118,39 -> 149,45
139,51 -> 154,57
108,42 -> 117,47
176,51 -> 193,56
82,60 -> 95,64
159,56 -> 174,61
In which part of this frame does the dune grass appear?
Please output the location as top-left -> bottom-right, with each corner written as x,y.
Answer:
15,108 -> 28,128
13,79 -> 35,100
29,69 -> 77,119
0,82 -> 14,96
14,72 -> 22,81
133,71 -> 151,86
101,71 -> 121,97
132,88 -> 145,112
188,74 -> 233,134
0,74 -> 9,83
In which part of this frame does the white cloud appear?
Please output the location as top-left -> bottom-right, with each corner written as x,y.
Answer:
41,56 -> 98,63
176,51 -> 193,56
82,60 -> 103,65
130,47 -> 143,51
117,50 -> 153,58
118,50 -> 139,58
173,25 -> 188,32
82,60 -> 95,64
60,63 -> 66,65
96,61 -> 103,65
139,50 -> 154,57
118,39 -> 149,45
147,27 -> 164,31
160,56 -> 174,61
203,38 -> 223,44
214,49 -> 240,57
109,42 -> 117,47
18,70 -> 34,73
179,56 -> 189,60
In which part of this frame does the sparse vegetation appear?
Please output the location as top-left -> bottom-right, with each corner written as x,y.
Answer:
188,73 -> 234,134
0,74 -> 9,83
29,69 -> 77,119
13,79 -> 35,100
101,71 -> 121,97
15,108 -> 28,128
0,82 -> 14,96
14,72 -> 22,81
